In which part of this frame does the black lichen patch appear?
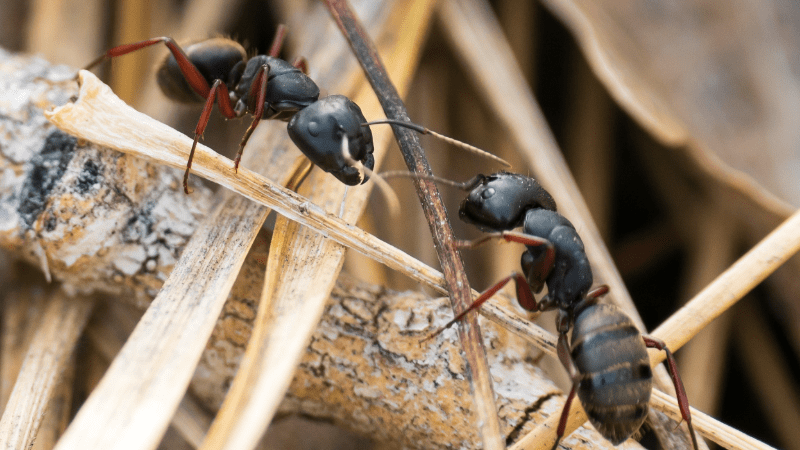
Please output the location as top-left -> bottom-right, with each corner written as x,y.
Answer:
123,201 -> 156,242
44,216 -> 58,232
18,130 -> 77,229
76,159 -> 101,193
505,392 -> 557,446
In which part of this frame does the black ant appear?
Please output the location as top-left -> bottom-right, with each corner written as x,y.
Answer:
84,26 -> 509,194
398,172 -> 699,450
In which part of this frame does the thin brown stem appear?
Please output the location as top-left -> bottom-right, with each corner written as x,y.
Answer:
322,1 -> 503,448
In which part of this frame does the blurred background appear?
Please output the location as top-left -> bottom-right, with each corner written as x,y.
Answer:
1,0 -> 799,449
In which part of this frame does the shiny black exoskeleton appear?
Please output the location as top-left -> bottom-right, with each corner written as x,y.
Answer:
455,172 -> 593,311
459,172 -> 556,231
84,29 -> 376,192
435,172 -> 698,450
153,38 -> 319,121
570,302 -> 652,444
287,95 -> 374,186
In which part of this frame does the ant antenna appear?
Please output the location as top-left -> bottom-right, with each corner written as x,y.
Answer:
340,135 -> 401,218
379,171 -> 487,191
363,120 -> 511,168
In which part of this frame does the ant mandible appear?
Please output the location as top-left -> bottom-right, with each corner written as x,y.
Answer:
417,172 -> 699,450
84,26 -> 509,194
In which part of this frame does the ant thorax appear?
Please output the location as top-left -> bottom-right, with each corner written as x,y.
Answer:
233,56 -> 319,121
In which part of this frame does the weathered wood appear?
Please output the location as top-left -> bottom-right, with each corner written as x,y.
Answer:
0,289 -> 93,449
194,272 -> 626,450
0,48 -> 215,307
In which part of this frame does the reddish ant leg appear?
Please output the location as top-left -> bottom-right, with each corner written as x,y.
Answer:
183,79 -> 234,193
268,24 -> 287,58
457,231 -> 555,296
233,64 -> 270,172
643,335 -> 699,450
456,230 -> 552,252
84,37 -> 211,99
292,56 -> 310,74
423,272 -> 535,342
551,331 -> 581,450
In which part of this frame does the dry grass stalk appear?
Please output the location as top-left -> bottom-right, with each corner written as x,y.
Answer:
172,397 -> 214,449
83,300 -> 215,448
0,289 -> 93,449
49,192 -> 274,450
676,210 -> 735,415
651,207 -> 800,355
1,287 -> 49,408
199,2 -> 446,448
31,359 -> 74,450
324,1 -> 505,447
649,390 -> 776,450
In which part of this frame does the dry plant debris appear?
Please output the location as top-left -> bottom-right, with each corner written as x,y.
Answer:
1,0 -> 799,449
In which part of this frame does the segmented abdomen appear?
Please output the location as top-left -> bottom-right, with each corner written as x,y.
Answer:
571,303 -> 652,445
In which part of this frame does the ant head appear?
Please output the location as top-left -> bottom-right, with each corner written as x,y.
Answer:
459,172 -> 556,231
287,95 -> 375,185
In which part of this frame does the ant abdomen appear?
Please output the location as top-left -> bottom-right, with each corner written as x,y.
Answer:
572,303 -> 651,445
156,37 -> 246,103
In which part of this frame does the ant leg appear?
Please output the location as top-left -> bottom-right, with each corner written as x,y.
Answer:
459,231 -> 555,293
504,231 -> 556,290
585,285 -> 609,300
423,272 -> 534,342
551,386 -> 577,450
456,230 -> 552,251
643,335 -> 699,450
84,37 -> 211,99
233,64 -> 270,172
569,284 -> 611,316
552,331 -> 580,450
268,24 -> 287,58
292,56 -> 309,74
183,79 -> 233,194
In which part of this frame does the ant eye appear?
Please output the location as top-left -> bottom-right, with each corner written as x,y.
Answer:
481,187 -> 495,199
307,120 -> 320,137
